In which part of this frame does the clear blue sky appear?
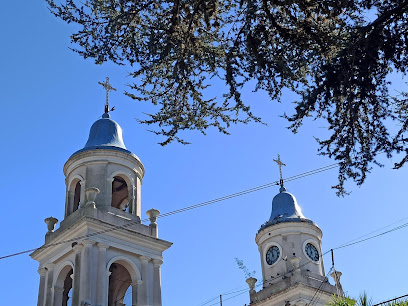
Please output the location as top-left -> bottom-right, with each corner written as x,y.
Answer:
1,2 -> 407,305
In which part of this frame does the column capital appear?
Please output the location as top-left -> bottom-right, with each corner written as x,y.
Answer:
131,280 -> 143,286
97,242 -> 109,251
45,263 -> 56,271
152,259 -> 163,267
139,255 -> 151,262
52,286 -> 64,293
38,268 -> 47,276
82,239 -> 96,247
73,243 -> 84,253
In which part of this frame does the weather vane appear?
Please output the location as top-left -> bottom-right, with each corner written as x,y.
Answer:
98,77 -> 116,113
273,154 -> 286,188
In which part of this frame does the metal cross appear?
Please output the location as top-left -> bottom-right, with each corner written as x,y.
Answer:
98,77 -> 116,113
273,154 -> 286,187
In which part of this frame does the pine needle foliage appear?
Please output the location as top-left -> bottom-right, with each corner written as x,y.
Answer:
46,0 -> 408,194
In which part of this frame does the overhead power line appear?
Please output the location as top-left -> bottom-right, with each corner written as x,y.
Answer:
0,163 -> 340,261
196,216 -> 408,306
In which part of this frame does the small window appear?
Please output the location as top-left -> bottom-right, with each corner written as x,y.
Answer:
111,176 -> 129,211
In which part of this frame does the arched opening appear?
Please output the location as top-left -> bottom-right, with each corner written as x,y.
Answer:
108,263 -> 132,306
111,176 -> 129,212
73,181 -> 81,212
62,268 -> 73,306
53,265 -> 73,306
66,176 -> 84,217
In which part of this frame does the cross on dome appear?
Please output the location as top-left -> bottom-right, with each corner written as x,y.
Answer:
98,77 -> 117,113
273,154 -> 286,188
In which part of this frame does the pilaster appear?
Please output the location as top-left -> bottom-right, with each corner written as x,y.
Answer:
37,268 -> 47,306
139,256 -> 151,306
71,244 -> 83,306
132,280 -> 143,306
152,259 -> 163,306
80,239 -> 96,304
96,243 -> 109,306
44,263 -> 56,306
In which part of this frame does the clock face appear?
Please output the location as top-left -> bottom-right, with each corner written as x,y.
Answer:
305,243 -> 319,261
266,246 -> 280,265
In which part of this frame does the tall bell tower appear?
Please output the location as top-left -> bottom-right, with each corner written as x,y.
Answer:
31,79 -> 172,306
246,156 -> 343,306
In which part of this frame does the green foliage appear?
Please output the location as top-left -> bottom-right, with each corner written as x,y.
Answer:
235,257 -> 256,279
46,0 -> 408,194
387,301 -> 408,306
328,295 -> 356,306
328,292 -> 370,306
328,293 -> 408,306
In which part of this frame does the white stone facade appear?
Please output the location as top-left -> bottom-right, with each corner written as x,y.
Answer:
31,115 -> 172,306
248,188 -> 342,306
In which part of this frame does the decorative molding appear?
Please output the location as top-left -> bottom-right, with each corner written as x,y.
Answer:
97,243 -> 109,251
73,244 -> 84,253
38,268 -> 47,276
45,263 -> 56,270
52,286 -> 64,293
106,256 -> 142,282
139,255 -> 151,263
67,174 -> 85,190
152,259 -> 163,267
82,239 -> 96,247
132,280 -> 143,286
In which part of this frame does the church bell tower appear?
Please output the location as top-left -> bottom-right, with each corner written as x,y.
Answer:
31,78 -> 172,306
246,156 -> 343,306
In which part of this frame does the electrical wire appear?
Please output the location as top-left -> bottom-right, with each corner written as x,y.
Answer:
0,163 -> 339,260
331,221 -> 408,251
307,267 -> 333,306
197,215 -> 408,306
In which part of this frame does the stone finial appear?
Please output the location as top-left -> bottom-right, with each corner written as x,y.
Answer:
85,187 -> 100,208
44,217 -> 58,233
289,256 -> 301,270
330,270 -> 344,295
246,277 -> 257,291
146,208 -> 160,224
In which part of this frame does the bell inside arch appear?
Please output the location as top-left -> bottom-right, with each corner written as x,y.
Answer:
111,176 -> 129,211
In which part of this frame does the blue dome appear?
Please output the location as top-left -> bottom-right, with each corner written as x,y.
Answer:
84,113 -> 126,149
269,186 -> 306,221
70,113 -> 134,157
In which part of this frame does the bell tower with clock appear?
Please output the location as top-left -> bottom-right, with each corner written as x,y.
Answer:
246,156 -> 343,306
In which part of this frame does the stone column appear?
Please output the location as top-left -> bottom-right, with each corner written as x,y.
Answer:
139,256 -> 151,306
71,244 -> 83,306
132,280 -> 142,306
52,286 -> 64,306
129,184 -> 136,215
96,243 -> 109,306
37,268 -> 47,306
81,240 -> 96,304
44,263 -> 56,306
65,187 -> 71,217
135,177 -> 142,217
79,180 -> 86,208
152,259 -> 163,306
106,177 -> 114,208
